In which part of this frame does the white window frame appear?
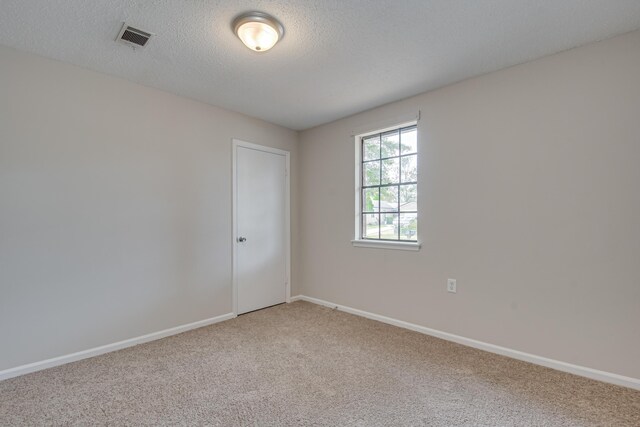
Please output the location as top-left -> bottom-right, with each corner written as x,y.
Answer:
352,118 -> 421,251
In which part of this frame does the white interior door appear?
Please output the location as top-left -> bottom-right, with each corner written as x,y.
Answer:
234,142 -> 289,315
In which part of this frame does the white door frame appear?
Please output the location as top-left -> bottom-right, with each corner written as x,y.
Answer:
232,139 -> 291,316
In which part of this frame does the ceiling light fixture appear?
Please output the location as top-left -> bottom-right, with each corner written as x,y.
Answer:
233,12 -> 284,52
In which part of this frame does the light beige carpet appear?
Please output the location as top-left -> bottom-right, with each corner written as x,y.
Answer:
1,301 -> 638,426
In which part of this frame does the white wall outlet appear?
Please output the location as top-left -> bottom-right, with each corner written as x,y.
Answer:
447,278 -> 457,293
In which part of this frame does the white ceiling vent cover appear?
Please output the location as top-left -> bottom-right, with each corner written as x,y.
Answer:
116,23 -> 153,49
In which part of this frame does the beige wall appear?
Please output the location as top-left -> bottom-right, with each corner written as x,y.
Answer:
298,30 -> 640,379
0,45 -> 299,371
2,29 -> 639,380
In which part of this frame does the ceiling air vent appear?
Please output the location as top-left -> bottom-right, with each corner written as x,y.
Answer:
116,23 -> 153,49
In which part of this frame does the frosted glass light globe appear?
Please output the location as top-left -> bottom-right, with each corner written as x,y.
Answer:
233,12 -> 284,53
237,21 -> 279,51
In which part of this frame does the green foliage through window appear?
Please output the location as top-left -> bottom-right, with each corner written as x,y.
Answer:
361,125 -> 417,241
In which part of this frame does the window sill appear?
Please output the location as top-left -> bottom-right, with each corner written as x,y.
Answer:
351,239 -> 421,251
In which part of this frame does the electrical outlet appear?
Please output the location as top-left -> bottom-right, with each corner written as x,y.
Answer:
447,278 -> 457,293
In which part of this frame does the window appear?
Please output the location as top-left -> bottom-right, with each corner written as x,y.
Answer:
355,124 -> 418,248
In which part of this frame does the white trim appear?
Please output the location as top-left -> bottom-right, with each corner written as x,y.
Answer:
5,296 -> 637,391
351,239 -> 420,251
354,135 -> 361,240
294,295 -> 640,391
351,110 -> 421,136
232,139 -> 292,315
284,152 -> 291,303
0,312 -> 236,382
231,139 -> 291,157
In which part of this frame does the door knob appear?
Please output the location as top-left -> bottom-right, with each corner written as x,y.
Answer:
237,237 -> 247,242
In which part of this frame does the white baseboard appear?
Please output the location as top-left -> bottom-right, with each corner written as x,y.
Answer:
292,295 -> 640,391
0,312 -> 236,382
5,297 -> 638,391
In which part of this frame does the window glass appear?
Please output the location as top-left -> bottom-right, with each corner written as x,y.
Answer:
360,125 -> 417,241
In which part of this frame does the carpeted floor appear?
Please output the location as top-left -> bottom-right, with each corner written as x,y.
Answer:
1,301 -> 638,426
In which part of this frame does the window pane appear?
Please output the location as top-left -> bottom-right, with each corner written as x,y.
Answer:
401,155 -> 417,183
399,213 -> 418,241
362,188 -> 379,213
380,186 -> 398,212
363,135 -> 380,161
381,130 -> 399,158
363,161 -> 380,186
399,184 -> 417,212
358,124 -> 418,242
381,158 -> 399,184
401,127 -> 417,154
381,213 -> 399,240
363,214 -> 379,239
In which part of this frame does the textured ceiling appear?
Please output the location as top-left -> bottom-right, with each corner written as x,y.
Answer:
1,1 -> 640,130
